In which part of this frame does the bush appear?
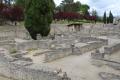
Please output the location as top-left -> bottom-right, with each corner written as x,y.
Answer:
0,4 -> 24,23
54,12 -> 96,22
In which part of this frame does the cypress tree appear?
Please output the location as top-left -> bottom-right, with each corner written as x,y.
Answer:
109,11 -> 114,23
25,0 -> 55,39
103,11 -> 106,24
107,17 -> 109,24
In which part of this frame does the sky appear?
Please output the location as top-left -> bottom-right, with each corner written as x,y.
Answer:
54,0 -> 120,16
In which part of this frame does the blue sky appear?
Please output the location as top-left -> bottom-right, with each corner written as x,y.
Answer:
54,0 -> 120,16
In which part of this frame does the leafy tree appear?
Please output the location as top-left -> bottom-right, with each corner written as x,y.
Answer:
63,3 -> 73,12
72,1 -> 81,12
80,4 -> 90,15
57,0 -> 81,12
54,12 -> 82,20
91,9 -> 98,22
25,0 -> 55,40
109,11 -> 113,23
59,0 -> 73,11
103,11 -> 106,24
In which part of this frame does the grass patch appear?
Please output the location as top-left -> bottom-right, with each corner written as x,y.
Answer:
10,49 -> 17,54
27,48 -> 38,52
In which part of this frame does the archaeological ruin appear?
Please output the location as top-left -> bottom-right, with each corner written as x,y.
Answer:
0,23 -> 120,80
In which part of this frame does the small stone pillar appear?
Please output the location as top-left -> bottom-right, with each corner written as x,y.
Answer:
71,44 -> 75,54
62,72 -> 71,80
101,53 -> 105,58
51,35 -> 55,40
95,49 -> 100,53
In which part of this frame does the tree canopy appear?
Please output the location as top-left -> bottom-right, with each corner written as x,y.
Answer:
56,0 -> 90,16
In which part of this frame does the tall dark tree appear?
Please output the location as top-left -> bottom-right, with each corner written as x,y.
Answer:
25,0 -> 55,39
109,11 -> 113,23
103,11 -> 106,24
107,17 -> 109,24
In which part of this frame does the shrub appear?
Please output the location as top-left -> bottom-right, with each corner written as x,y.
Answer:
1,6 -> 23,22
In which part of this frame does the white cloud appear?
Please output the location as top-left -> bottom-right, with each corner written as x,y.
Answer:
87,0 -> 120,16
74,0 -> 89,4
54,0 -> 62,6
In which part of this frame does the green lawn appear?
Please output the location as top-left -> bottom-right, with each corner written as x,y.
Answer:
52,19 -> 95,24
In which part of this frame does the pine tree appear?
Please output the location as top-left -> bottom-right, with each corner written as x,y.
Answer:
109,11 -> 114,23
103,11 -> 106,24
25,0 -> 55,39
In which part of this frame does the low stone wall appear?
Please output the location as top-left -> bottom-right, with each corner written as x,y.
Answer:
0,36 -> 14,41
99,72 -> 120,80
0,29 -> 31,40
0,49 -> 70,80
91,52 -> 104,59
16,40 -> 52,50
16,37 -> 108,51
44,41 -> 105,62
80,41 -> 104,53
91,51 -> 120,70
44,48 -> 72,62
16,30 -> 31,40
55,39 -> 73,45
0,42 -> 16,52
104,42 -> 120,55
79,37 -> 108,45
0,40 -> 15,44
